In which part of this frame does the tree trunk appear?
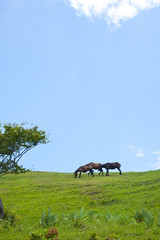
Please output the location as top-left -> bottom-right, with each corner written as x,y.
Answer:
0,198 -> 4,218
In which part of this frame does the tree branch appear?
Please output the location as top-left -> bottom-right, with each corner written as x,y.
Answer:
14,146 -> 35,163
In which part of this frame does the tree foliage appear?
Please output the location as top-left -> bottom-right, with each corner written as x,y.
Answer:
0,123 -> 49,177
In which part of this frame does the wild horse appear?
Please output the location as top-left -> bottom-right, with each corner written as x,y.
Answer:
86,162 -> 103,175
98,162 -> 122,176
74,164 -> 94,178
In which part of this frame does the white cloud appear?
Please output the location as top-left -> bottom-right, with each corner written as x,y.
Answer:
129,145 -> 144,157
139,81 -> 145,86
66,0 -> 160,26
151,161 -> 160,169
151,150 -> 160,169
129,145 -> 135,152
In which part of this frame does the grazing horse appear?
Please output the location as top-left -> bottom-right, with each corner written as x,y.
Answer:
86,162 -> 103,175
74,164 -> 94,178
98,162 -> 122,176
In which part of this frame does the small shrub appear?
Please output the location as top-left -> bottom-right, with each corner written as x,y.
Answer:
115,213 -> 131,225
45,228 -> 58,239
144,212 -> 154,227
0,210 -> 16,228
40,207 -> 58,228
157,214 -> 160,227
79,207 -> 88,221
29,228 -> 59,240
68,208 -> 88,227
104,211 -> 112,222
68,212 -> 84,227
133,209 -> 154,227
59,213 -> 68,224
104,211 -> 128,225
3,210 -> 15,225
105,233 -> 119,240
88,210 -> 96,219
133,209 -> 148,223
89,232 -> 97,240
29,231 -> 43,240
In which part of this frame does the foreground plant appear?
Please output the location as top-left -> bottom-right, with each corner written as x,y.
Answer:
89,232 -> 97,240
157,214 -> 160,227
105,233 -> 119,240
0,208 -> 16,230
68,207 -> 88,227
29,228 -> 59,240
29,231 -> 43,240
133,209 -> 154,227
40,207 -> 58,228
45,228 -> 59,239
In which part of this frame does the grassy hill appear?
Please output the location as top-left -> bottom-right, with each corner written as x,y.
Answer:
1,170 -> 160,239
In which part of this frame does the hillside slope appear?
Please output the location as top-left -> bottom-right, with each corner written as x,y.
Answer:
1,170 -> 160,239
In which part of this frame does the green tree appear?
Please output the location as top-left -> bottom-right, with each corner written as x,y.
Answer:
0,123 -> 49,177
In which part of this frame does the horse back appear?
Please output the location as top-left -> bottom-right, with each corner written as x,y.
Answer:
79,164 -> 92,172
104,162 -> 121,169
86,162 -> 101,169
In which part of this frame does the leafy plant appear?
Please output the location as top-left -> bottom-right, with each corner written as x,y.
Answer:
144,211 -> 154,227
105,233 -> 119,240
157,214 -> 160,227
45,228 -> 58,239
0,210 -> 16,228
29,231 -> 43,240
104,211 -> 131,226
88,210 -> 100,222
59,213 -> 68,224
133,209 -> 148,223
89,232 -> 98,240
133,209 -> 154,227
40,207 -> 58,228
104,211 -> 112,222
115,213 -> 131,225
68,207 -> 88,227
104,211 -> 121,224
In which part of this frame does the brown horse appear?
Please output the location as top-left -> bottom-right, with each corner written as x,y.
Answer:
98,162 -> 122,176
74,164 -> 94,178
86,162 -> 103,175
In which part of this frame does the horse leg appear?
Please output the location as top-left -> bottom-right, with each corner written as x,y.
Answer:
99,170 -> 102,175
101,169 -> 104,175
98,168 -> 102,175
106,169 -> 109,176
91,169 -> 94,177
118,168 -> 122,175
100,169 -> 103,175
98,167 -> 103,175
79,172 -> 81,178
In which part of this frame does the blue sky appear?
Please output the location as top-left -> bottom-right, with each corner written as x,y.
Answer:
0,0 -> 160,173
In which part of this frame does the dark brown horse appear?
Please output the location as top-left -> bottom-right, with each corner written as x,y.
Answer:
98,162 -> 122,176
74,164 -> 94,178
86,162 -> 103,175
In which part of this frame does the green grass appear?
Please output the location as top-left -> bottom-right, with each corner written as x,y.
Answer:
1,170 -> 160,239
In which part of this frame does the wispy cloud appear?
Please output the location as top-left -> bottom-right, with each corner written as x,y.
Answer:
151,150 -> 160,169
129,145 -> 144,157
66,0 -> 160,27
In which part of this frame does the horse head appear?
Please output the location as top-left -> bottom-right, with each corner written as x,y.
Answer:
74,170 -> 78,178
